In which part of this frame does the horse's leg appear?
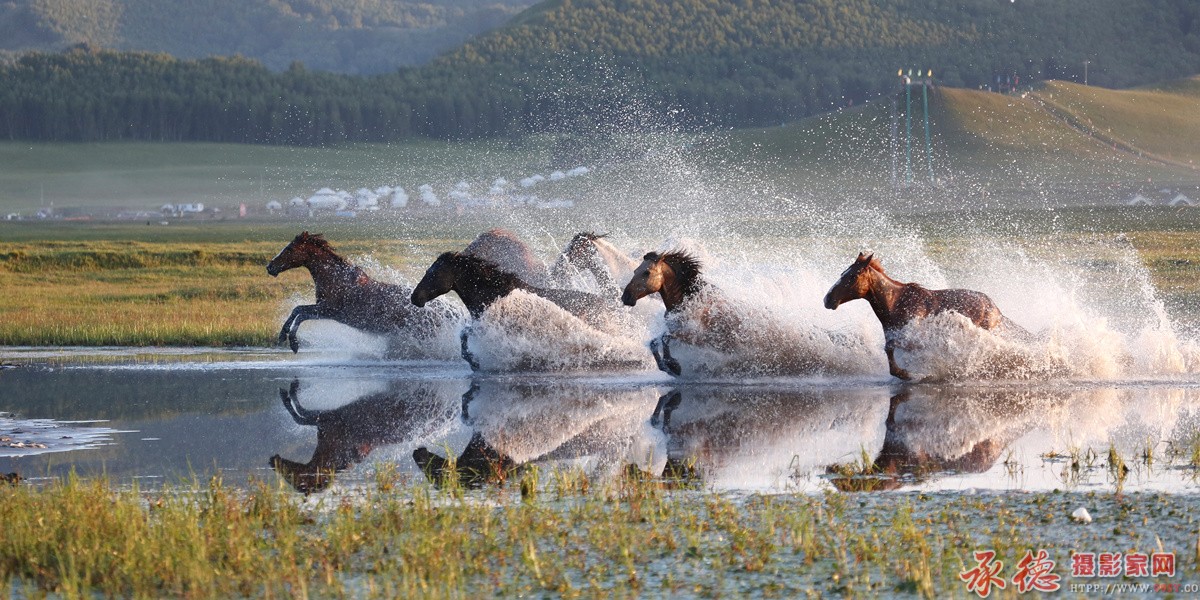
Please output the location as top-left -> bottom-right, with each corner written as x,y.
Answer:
278,306 -> 303,345
659,334 -> 682,376
284,305 -> 322,353
460,381 -> 480,422
650,389 -> 682,430
460,326 -> 480,371
279,379 -> 320,425
885,340 -> 912,381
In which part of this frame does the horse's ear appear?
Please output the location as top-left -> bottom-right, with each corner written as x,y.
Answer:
857,252 -> 872,262
643,252 -> 661,262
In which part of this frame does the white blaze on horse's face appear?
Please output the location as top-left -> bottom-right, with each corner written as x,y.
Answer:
267,239 -> 302,277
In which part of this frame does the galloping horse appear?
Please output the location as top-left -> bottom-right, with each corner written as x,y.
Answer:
267,232 -> 448,352
411,251 -> 614,369
463,228 -> 551,287
823,252 -> 1026,380
621,250 -> 730,375
550,232 -> 641,295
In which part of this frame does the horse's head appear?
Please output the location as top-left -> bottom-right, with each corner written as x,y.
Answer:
553,232 -> 615,289
622,252 -> 669,306
267,231 -> 325,276
411,252 -> 458,307
824,252 -> 882,309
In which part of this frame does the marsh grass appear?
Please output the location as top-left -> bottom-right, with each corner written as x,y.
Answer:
1,469 -> 1197,598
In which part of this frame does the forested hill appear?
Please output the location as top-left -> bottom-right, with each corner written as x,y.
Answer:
0,0 -> 534,73
447,0 -> 1200,92
3,0 -> 1200,144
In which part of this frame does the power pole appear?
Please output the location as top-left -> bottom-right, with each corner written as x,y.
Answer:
1083,60 -> 1090,86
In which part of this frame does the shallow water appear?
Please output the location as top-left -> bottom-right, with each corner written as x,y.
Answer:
3,348 -> 1200,495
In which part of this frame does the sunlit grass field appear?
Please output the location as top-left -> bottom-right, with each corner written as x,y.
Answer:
1,207 -> 1198,347
0,223 -> 473,347
1,466 -> 1196,598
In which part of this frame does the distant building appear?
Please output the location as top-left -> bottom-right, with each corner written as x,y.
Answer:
1125,190 -> 1196,207
1169,193 -> 1194,207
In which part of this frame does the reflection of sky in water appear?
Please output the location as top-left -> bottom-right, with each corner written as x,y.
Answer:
2,350 -> 1200,494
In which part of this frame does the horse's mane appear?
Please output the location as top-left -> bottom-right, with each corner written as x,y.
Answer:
648,250 -> 705,297
444,251 -> 529,289
296,232 -> 334,251
294,231 -> 362,276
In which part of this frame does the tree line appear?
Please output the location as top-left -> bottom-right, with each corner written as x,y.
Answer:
2,0 -> 1199,145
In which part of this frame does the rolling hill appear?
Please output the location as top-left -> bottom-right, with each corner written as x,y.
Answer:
0,0 -> 534,73
4,75 -> 1200,212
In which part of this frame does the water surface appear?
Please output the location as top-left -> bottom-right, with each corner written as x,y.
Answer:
3,348 -> 1199,495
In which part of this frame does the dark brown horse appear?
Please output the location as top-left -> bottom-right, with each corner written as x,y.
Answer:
823,252 -> 1026,380
411,251 -> 614,369
267,232 -> 450,352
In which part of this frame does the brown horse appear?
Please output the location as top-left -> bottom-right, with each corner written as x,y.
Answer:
550,232 -> 641,295
823,252 -> 1025,380
267,232 -> 451,352
463,228 -> 551,286
621,250 -> 721,375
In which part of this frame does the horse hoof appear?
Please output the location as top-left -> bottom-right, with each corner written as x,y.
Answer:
665,359 -> 682,377
289,337 -> 300,353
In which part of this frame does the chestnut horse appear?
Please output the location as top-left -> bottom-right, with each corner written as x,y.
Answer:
267,232 -> 450,352
823,252 -> 1026,380
411,251 -> 614,369
550,232 -> 641,296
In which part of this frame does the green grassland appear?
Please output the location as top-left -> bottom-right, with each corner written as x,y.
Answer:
2,80 -> 1200,346
0,228 -> 473,346
1,468 -> 1196,598
723,80 -> 1200,202
0,139 -> 555,214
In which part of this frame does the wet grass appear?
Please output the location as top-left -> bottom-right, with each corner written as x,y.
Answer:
1,469 -> 1197,598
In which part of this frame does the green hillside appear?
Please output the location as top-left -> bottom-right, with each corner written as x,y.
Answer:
4,76 -> 1200,213
0,0 -> 533,73
4,1 -> 1200,142
722,78 -> 1200,200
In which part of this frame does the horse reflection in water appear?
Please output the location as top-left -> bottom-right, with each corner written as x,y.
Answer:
413,381 -> 665,487
269,379 -> 459,494
827,386 -> 1060,492
649,386 -> 891,489
266,232 -> 458,353
823,252 -> 1030,380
